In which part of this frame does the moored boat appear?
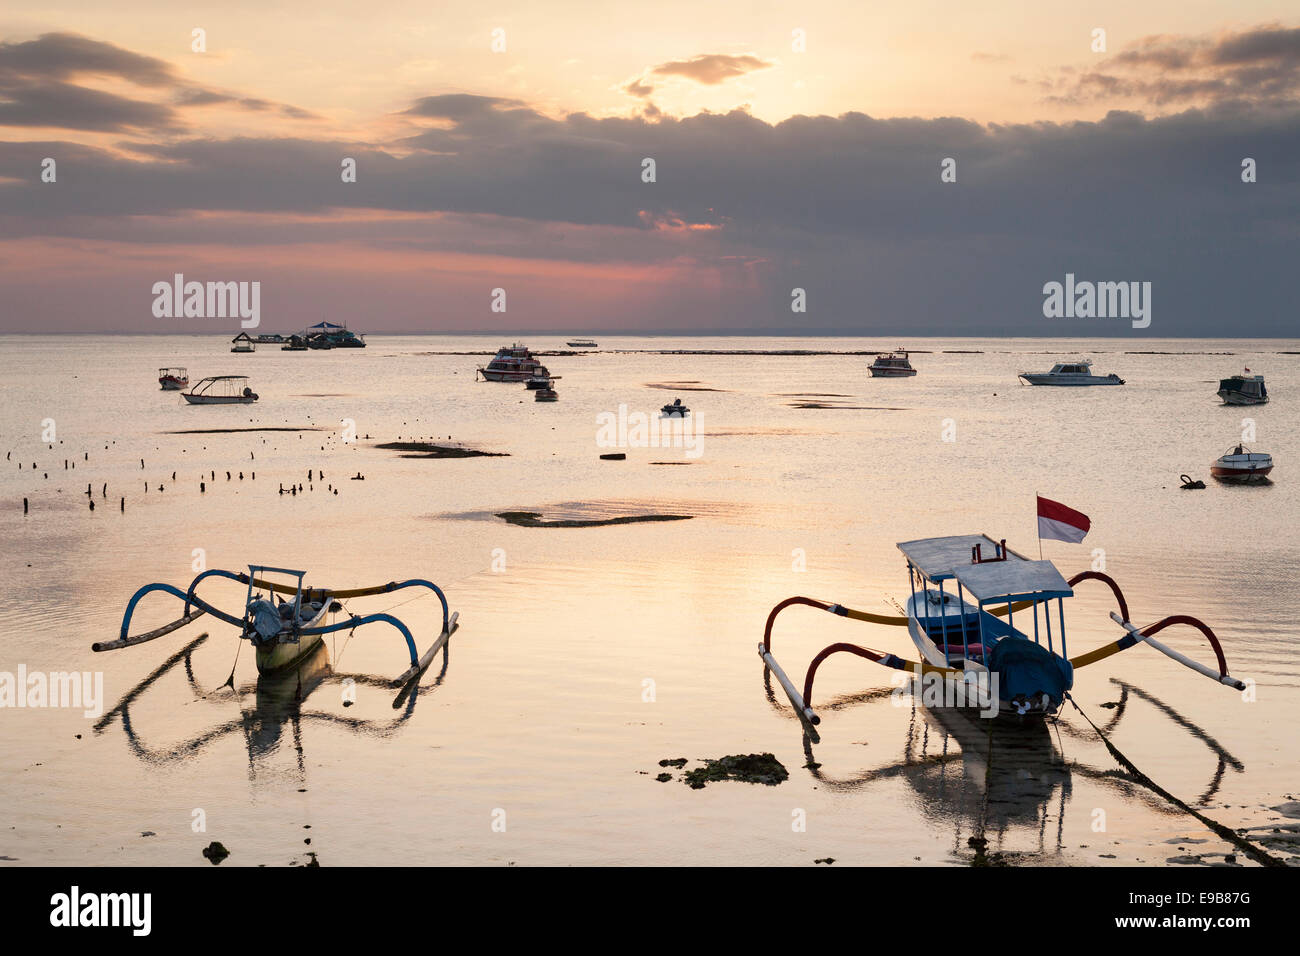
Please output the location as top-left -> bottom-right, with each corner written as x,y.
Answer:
1018,359 -> 1124,385
525,365 -> 560,389
97,565 -> 459,687
661,397 -> 689,416
566,339 -> 598,349
1217,370 -> 1267,405
158,367 -> 189,390
477,343 -> 543,381
182,375 -> 259,404
534,386 -> 558,402
281,334 -> 309,351
759,531 -> 1247,731
1211,444 -> 1273,483
306,321 -> 366,348
868,350 -> 917,377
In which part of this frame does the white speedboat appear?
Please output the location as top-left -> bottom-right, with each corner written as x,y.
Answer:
182,375 -> 259,404
1018,360 -> 1124,386
1217,370 -> 1267,405
1211,445 -> 1273,483
869,350 -> 917,377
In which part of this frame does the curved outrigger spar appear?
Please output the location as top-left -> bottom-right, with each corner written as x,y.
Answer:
759,533 -> 1245,730
95,566 -> 459,687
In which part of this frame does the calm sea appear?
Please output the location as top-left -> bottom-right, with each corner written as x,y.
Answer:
1,334 -> 1296,865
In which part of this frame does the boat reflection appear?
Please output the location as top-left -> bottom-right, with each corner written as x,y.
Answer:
762,669 -> 1244,862
94,630 -> 452,778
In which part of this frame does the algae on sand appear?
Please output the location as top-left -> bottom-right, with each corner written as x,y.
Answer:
683,753 -> 788,789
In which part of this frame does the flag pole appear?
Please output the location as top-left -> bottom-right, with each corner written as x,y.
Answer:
1036,491 -> 1043,560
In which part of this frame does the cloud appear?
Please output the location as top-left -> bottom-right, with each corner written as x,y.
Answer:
649,53 -> 774,85
1050,24 -> 1300,108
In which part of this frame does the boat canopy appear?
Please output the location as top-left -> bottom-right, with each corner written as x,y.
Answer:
308,321 -> 346,330
953,560 -> 1073,604
896,534 -> 1029,584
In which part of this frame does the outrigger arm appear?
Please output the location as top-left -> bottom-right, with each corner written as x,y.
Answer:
95,570 -> 459,687
759,571 -> 1246,726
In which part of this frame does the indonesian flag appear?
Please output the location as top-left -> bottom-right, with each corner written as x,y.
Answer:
1037,495 -> 1090,544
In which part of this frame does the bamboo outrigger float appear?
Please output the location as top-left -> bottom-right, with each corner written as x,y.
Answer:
760,534 -> 1245,729
96,566 -> 459,687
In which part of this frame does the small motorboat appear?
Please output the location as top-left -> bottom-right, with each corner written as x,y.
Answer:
231,333 -> 256,353
182,375 -> 259,404
534,386 -> 558,402
566,339 -> 598,349
661,398 -> 690,416
868,350 -> 917,377
1211,445 -> 1273,484
1018,360 -> 1123,386
158,367 -> 189,390
525,366 -> 560,389
1217,370 -> 1268,405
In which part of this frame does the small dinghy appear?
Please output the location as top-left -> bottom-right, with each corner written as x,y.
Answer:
1211,444 -> 1273,483
661,397 -> 689,416
534,386 -> 558,402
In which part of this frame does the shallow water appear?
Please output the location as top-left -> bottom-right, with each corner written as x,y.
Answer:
1,334 -> 1297,866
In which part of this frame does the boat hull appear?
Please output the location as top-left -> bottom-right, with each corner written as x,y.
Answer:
869,367 -> 917,377
1217,391 -> 1268,405
1018,374 -> 1123,385
253,600 -> 331,674
1211,465 -> 1273,482
478,368 -> 535,381
181,394 -> 256,404
159,380 -> 187,391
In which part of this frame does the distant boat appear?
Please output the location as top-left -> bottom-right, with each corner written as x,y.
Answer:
525,365 -> 560,389
306,321 -> 366,348
1018,360 -> 1124,386
158,367 -> 189,390
231,333 -> 256,353
869,350 -> 917,377
182,375 -> 259,405
534,386 -> 558,402
566,339 -> 598,349
1211,445 -> 1273,483
477,343 -> 543,382
254,333 -> 285,344
1217,370 -> 1267,405
661,398 -> 689,416
281,335 -> 309,351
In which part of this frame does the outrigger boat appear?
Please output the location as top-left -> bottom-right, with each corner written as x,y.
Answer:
95,565 -> 459,686
759,533 -> 1246,727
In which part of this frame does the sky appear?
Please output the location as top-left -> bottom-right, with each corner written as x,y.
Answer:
0,2 -> 1297,334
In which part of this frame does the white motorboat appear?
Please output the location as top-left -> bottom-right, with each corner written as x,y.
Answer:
1018,360 -> 1124,386
182,375 -> 259,404
868,350 -> 917,377
477,343 -> 544,382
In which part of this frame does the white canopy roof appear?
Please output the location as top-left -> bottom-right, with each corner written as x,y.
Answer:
954,559 -> 1072,603
897,534 -> 1028,582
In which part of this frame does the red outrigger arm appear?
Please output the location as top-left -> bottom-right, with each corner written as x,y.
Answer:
759,573 -> 1246,727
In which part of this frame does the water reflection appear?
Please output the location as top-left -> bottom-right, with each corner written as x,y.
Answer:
762,668 -> 1246,863
94,635 -> 450,779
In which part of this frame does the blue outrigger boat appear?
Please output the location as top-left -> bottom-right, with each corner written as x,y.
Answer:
760,533 -> 1245,727
95,566 -> 458,686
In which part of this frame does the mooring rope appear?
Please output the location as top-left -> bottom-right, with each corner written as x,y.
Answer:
1064,692 -> 1285,867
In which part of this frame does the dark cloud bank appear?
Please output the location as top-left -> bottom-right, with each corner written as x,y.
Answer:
0,30 -> 1297,334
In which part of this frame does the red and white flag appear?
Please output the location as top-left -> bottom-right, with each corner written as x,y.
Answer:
1037,495 -> 1090,544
